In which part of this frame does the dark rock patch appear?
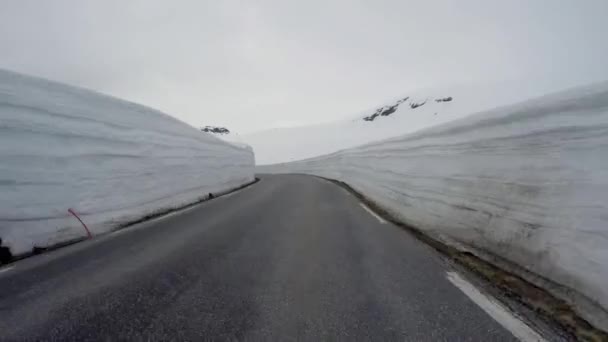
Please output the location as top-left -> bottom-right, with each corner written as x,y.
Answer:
32,246 -> 46,255
0,238 -> 13,264
363,97 -> 409,122
410,100 -> 427,109
380,105 -> 397,117
201,126 -> 230,135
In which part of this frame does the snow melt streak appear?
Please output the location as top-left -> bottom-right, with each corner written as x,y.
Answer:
0,70 -> 255,255
259,83 -> 608,329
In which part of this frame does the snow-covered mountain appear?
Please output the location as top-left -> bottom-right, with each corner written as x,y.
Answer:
243,80 -> 592,165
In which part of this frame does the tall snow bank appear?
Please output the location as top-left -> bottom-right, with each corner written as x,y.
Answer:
258,82 -> 608,329
0,69 -> 255,256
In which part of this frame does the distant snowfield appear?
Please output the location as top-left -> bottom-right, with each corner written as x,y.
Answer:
258,81 -> 608,330
0,69 -> 255,256
243,79 -> 596,164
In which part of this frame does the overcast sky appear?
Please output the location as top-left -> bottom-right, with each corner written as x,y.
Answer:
1,0 -> 607,133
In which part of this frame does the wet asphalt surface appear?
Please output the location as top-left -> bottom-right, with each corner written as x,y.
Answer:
0,174 -> 517,341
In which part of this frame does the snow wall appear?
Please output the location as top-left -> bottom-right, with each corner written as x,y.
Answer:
0,70 -> 255,256
258,82 -> 608,329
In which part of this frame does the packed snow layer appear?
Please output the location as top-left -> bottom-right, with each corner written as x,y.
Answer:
259,82 -> 608,329
245,80 -> 597,164
0,69 -> 255,256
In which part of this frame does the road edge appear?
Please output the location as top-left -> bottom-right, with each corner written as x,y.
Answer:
2,178 -> 261,267
321,176 -> 608,342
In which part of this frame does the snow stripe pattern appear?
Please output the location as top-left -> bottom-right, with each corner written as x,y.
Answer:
0,69 -> 254,256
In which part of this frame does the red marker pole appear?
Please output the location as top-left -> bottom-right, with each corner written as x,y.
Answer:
68,208 -> 92,239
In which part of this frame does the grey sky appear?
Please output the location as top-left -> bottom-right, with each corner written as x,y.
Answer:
1,0 -> 607,133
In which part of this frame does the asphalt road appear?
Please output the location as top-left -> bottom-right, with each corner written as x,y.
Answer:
0,174 -> 526,341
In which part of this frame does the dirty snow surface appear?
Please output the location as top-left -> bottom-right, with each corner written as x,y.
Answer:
258,82 -> 608,330
0,69 -> 255,256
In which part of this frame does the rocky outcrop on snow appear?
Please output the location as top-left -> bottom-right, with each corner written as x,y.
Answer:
409,100 -> 427,109
363,96 -> 448,122
201,126 -> 231,135
242,80 -> 593,165
363,97 -> 409,121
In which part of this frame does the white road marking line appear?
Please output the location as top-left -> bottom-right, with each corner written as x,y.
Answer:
446,271 -> 546,342
0,266 -> 15,274
359,203 -> 387,224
